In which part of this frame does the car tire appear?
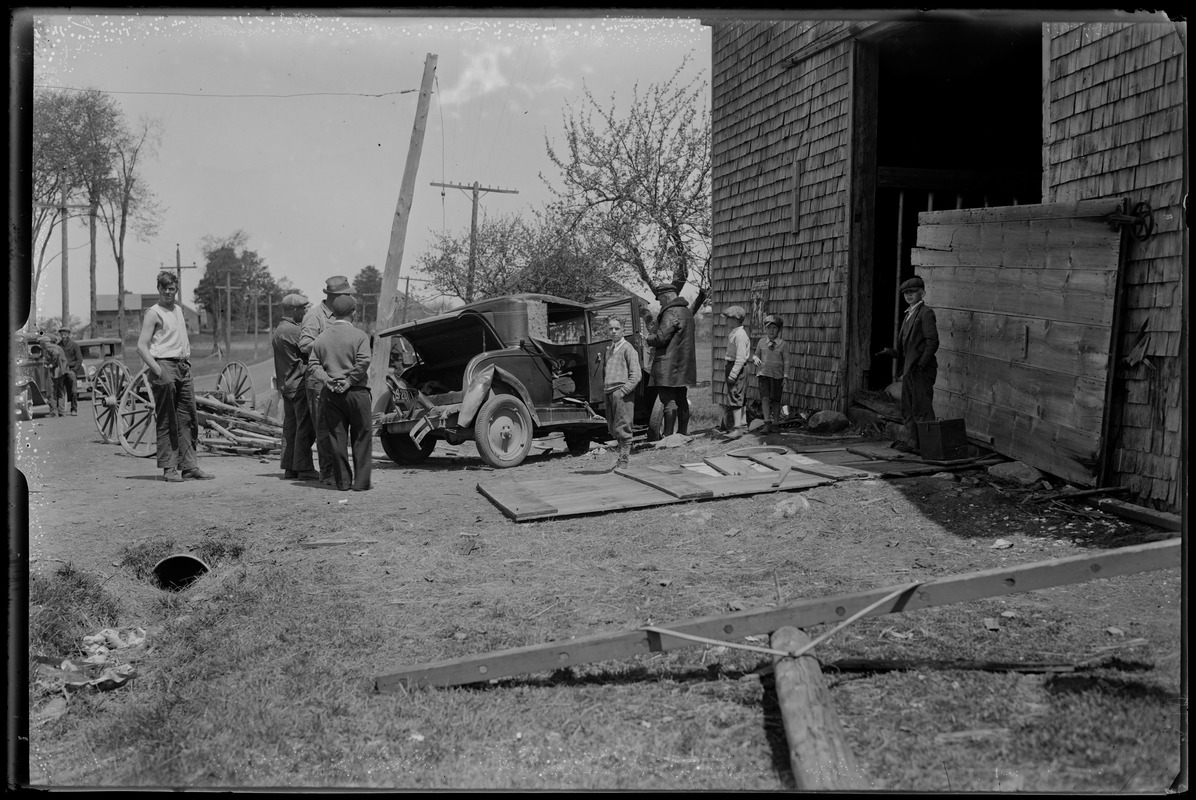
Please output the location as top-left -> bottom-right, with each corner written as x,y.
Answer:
473,393 -> 534,468
15,388 -> 32,421
379,432 -> 436,465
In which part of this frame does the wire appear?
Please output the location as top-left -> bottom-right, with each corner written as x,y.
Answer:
34,83 -> 419,99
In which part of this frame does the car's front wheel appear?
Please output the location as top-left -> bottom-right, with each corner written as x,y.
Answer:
473,394 -> 534,468
379,432 -> 436,465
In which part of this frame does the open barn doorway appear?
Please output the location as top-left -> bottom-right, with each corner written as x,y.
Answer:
861,21 -> 1044,391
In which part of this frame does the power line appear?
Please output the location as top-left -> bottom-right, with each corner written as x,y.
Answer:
34,83 -> 419,99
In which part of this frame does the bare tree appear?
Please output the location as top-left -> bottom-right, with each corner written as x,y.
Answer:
542,56 -> 712,311
97,116 -> 164,337
30,90 -> 75,331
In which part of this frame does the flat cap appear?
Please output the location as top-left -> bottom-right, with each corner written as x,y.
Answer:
652,282 -> 679,295
763,313 -> 783,328
898,276 -> 925,293
721,305 -> 747,320
330,294 -> 357,317
281,293 -> 310,309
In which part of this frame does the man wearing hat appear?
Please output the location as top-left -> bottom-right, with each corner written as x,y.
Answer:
720,305 -> 751,439
39,333 -> 69,418
57,326 -> 83,415
876,275 -> 940,454
641,282 -> 697,437
308,294 -> 373,491
299,276 -> 355,484
272,293 -> 320,480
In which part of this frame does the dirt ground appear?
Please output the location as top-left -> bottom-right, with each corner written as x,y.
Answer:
13,403 -> 1185,790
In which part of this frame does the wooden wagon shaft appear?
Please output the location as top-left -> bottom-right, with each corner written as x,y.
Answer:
202,418 -> 240,442
373,539 -> 1180,691
771,626 -> 869,790
197,411 -> 281,438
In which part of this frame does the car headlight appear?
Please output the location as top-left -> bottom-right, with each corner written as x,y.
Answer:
87,366 -> 97,377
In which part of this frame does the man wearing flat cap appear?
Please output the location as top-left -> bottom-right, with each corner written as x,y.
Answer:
57,326 -> 82,415
273,293 -> 319,480
640,282 -> 697,437
308,294 -> 373,491
876,275 -> 939,454
299,276 -> 355,484
39,333 -> 69,418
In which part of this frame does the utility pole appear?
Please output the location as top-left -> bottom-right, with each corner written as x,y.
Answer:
169,244 -> 200,310
369,52 -> 437,402
34,181 -> 89,330
429,180 -> 518,303
219,272 -> 244,361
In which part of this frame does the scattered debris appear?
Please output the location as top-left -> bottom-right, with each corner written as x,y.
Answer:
1105,626 -> 1125,637
653,433 -> 694,448
771,496 -> 810,519
983,618 -> 1001,632
990,539 -> 1015,550
806,410 -> 850,434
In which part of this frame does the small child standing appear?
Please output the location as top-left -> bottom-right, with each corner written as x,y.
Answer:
721,305 -> 750,439
602,316 -> 641,468
751,314 -> 789,434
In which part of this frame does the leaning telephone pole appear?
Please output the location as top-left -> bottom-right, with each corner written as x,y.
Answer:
369,53 -> 438,402
429,180 -> 518,303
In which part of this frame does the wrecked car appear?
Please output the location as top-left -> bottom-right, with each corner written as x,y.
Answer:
374,293 -> 653,468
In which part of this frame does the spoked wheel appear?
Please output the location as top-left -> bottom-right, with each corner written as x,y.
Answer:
91,360 -> 132,444
118,368 -> 157,458
216,360 -> 255,409
473,393 -> 534,468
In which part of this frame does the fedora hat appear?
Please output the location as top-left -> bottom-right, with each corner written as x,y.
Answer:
323,276 -> 353,295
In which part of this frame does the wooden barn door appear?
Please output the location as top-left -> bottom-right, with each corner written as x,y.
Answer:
910,198 -> 1126,486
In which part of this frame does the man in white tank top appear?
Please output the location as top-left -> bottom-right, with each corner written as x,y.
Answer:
136,271 -> 214,482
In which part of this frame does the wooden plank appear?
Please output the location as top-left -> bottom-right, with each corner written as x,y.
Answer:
1090,498 -> 1182,531
909,265 -> 1117,326
772,627 -> 869,790
674,469 -> 831,498
845,443 -> 915,461
935,308 -> 1111,376
703,455 -> 754,476
613,467 -> 715,500
475,480 -> 561,522
778,453 -> 874,480
373,540 -> 1181,689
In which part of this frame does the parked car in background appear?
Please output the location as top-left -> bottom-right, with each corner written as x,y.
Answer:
374,293 -> 653,468
74,337 -> 125,399
13,332 -> 54,420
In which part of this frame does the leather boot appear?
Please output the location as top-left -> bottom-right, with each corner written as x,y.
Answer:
677,407 -> 690,436
616,442 -> 631,469
662,408 -> 677,437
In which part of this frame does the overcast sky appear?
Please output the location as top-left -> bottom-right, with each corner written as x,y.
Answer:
28,10 -> 712,323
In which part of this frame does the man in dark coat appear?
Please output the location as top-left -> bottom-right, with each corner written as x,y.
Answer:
641,282 -> 697,437
272,293 -> 319,481
299,275 -> 355,485
57,326 -> 82,415
877,276 -> 939,454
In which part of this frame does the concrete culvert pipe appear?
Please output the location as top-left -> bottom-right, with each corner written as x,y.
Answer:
152,553 -> 211,591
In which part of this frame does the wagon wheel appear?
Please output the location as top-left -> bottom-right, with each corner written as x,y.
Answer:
216,360 -> 255,409
118,367 -> 157,458
91,359 -> 132,444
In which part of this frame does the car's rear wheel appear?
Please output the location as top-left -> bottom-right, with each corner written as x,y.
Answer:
474,394 -> 534,468
15,387 -> 32,421
379,431 -> 436,465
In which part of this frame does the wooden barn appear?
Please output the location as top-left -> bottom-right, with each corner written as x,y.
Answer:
706,15 -> 1186,512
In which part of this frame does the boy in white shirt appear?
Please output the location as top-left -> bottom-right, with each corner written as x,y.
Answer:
751,314 -> 789,434
602,316 -> 641,469
721,305 -> 750,439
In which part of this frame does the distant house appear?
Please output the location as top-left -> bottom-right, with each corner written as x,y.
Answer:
705,17 -> 1184,511
94,293 -> 203,337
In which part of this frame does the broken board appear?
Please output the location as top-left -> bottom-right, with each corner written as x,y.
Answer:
748,452 -> 874,481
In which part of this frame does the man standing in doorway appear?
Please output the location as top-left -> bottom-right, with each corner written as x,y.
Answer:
641,282 -> 697,437
272,293 -> 320,481
299,275 -> 356,485
877,275 -> 939,455
136,270 -> 214,482
58,326 -> 82,415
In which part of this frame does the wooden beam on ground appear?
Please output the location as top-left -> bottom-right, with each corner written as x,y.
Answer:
373,539 -> 1180,691
1089,497 -> 1182,531
771,627 -> 870,790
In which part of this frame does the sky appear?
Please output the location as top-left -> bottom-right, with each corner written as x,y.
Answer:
25,10 -> 712,325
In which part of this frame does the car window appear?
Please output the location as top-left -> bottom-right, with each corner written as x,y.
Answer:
546,316 -> 586,345
588,301 -> 634,343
